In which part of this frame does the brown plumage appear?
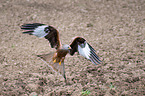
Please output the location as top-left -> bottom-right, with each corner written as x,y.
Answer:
69,37 -> 86,55
44,26 -> 61,49
21,23 -> 60,49
21,23 -> 102,81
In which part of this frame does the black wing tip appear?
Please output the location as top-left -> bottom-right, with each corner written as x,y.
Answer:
21,23 -> 45,30
21,23 -> 45,26
90,57 -> 101,65
89,47 -> 102,65
87,42 -> 102,64
22,31 -> 33,35
90,53 -> 102,65
88,43 -> 96,52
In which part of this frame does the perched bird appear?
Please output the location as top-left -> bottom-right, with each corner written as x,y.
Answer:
21,23 -> 101,81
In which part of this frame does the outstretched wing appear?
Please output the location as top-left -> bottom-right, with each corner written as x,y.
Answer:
37,53 -> 66,81
70,37 -> 101,65
21,23 -> 60,49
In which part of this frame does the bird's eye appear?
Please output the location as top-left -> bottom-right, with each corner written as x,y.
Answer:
68,46 -> 71,49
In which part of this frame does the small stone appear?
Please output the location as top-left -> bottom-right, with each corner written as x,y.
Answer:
87,23 -> 93,27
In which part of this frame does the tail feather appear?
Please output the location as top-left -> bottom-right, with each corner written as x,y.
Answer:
37,52 -> 54,61
37,53 -> 66,81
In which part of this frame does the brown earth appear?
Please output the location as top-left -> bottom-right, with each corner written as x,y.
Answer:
0,0 -> 144,96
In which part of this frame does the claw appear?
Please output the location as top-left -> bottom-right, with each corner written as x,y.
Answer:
59,61 -> 61,65
53,59 -> 56,63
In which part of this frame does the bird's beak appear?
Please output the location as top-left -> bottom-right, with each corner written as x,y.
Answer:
68,47 -> 72,53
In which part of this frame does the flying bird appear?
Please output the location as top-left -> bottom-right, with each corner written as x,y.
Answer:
21,23 -> 101,81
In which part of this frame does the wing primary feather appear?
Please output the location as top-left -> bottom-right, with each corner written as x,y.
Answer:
90,50 -> 102,62
90,53 -> 101,64
90,52 -> 100,64
87,43 -> 101,64
21,23 -> 45,30
22,31 -> 34,35
88,43 -> 101,62
21,23 -> 60,49
21,27 -> 36,30
90,57 -> 98,65
22,23 -> 45,27
88,43 -> 96,52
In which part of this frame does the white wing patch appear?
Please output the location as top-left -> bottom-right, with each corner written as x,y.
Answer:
78,43 -> 91,59
32,25 -> 49,38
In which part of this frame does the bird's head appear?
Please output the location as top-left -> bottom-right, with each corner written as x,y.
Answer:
62,44 -> 71,50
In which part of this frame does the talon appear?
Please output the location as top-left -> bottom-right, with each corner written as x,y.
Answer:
53,59 -> 56,63
59,61 -> 61,65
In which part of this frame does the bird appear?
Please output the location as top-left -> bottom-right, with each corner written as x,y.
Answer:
21,23 -> 101,81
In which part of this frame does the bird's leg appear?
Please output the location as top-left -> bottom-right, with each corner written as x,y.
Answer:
53,59 -> 62,65
59,57 -> 65,65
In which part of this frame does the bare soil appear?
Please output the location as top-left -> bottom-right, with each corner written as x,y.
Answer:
0,0 -> 144,96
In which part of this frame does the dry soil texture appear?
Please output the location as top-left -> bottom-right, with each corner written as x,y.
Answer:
0,0 -> 145,96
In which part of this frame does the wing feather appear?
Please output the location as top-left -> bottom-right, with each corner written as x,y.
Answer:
21,23 -> 60,49
90,50 -> 101,62
70,37 -> 101,65
44,26 -> 60,49
70,37 -> 86,55
90,52 -> 101,64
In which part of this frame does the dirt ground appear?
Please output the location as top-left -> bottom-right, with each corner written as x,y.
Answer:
0,0 -> 144,96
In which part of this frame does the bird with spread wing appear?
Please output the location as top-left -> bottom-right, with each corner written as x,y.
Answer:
21,23 -> 101,81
